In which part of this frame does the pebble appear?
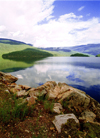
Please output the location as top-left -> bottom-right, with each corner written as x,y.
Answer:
25,130 -> 30,133
50,127 -> 55,130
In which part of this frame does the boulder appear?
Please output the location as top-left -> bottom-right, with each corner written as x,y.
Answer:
59,90 -> 90,111
79,110 -> 96,122
53,103 -> 63,114
42,81 -> 90,111
0,71 -> 18,83
52,114 -> 79,133
19,85 -> 31,90
47,85 -> 61,99
28,81 -> 56,97
8,84 -> 22,94
28,87 -> 47,97
16,90 -> 29,98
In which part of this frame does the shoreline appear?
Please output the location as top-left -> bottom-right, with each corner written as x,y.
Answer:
0,71 -> 100,137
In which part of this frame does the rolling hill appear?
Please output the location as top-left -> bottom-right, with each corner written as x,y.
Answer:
0,38 -> 81,58
0,38 -> 53,58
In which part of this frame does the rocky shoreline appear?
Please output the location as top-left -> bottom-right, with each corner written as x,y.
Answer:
0,71 -> 100,138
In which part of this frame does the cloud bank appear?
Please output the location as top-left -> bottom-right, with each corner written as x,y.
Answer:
0,0 -> 100,47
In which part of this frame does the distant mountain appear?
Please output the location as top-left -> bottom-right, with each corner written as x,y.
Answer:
68,44 -> 100,56
0,38 -> 33,46
40,47 -> 71,52
40,44 -> 100,56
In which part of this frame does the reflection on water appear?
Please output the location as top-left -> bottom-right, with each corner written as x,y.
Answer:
2,57 -> 100,103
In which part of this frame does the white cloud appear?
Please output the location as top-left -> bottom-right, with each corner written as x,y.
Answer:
0,0 -> 100,47
0,0 -> 55,42
59,13 -> 83,22
0,25 -> 6,32
32,15 -> 100,47
78,6 -> 85,11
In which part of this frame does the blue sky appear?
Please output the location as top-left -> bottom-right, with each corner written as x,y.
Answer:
53,1 -> 100,21
0,0 -> 100,47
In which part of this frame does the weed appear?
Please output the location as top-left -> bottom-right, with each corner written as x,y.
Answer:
43,100 -> 54,112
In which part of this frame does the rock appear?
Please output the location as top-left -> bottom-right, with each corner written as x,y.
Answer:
5,89 -> 10,94
79,110 -> 96,122
58,87 -> 90,112
26,96 -> 36,106
0,71 -> 18,83
19,85 -> 31,90
28,87 -> 47,97
8,84 -> 22,94
52,114 -> 79,133
50,127 -> 55,130
25,130 -> 30,133
43,81 -> 57,88
47,85 -> 61,99
53,103 -> 63,114
16,90 -> 29,97
42,81 -> 90,112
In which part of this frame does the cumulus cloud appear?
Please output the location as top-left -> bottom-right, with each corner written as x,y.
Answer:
0,0 -> 100,47
32,15 -> 100,47
0,0 -> 55,42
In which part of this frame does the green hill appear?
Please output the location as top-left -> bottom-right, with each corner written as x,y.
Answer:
2,48 -> 53,63
0,38 -> 79,59
0,38 -> 53,58
0,39 -> 53,72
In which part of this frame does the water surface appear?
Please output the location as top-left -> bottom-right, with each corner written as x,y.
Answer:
8,57 -> 100,103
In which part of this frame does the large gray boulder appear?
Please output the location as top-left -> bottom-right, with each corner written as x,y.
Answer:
52,114 -> 79,133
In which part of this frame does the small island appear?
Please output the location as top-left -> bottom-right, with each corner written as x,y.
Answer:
70,53 -> 89,57
96,54 -> 100,57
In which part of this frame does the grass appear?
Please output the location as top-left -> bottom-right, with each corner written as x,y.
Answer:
37,95 -> 55,113
0,84 -> 100,137
0,94 -> 29,124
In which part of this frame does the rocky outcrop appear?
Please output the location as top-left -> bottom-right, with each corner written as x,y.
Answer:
0,71 -> 100,135
30,81 -> 90,113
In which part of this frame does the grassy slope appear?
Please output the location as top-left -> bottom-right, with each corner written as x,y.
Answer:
0,42 -> 53,72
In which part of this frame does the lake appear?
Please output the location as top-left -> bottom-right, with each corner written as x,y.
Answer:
1,57 -> 100,103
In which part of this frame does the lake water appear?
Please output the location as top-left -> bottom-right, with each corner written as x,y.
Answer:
1,57 -> 100,103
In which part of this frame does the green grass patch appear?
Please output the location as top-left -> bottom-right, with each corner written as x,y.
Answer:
0,94 -> 29,124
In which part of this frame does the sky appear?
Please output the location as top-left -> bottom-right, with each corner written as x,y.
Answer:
0,0 -> 100,47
